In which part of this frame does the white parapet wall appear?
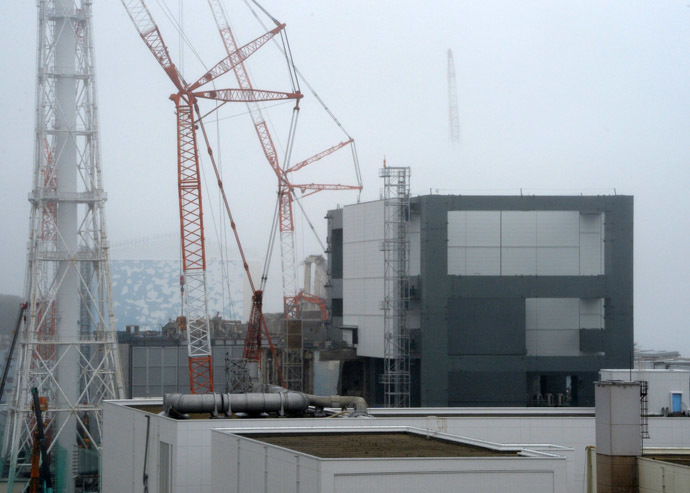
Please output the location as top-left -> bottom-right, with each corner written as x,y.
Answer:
638,454 -> 690,492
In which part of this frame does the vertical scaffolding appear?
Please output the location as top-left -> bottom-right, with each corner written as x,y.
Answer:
379,166 -> 411,408
3,1 -> 124,490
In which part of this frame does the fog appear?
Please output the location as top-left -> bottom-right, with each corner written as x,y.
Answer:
0,1 -> 688,355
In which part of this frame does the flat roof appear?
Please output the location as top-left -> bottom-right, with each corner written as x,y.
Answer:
239,431 -> 519,459
644,455 -> 690,467
118,400 -> 594,419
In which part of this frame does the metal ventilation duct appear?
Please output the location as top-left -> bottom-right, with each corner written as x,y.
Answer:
163,389 -> 368,418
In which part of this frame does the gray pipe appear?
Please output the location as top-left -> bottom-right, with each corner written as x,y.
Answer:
262,384 -> 368,414
164,390 -> 368,417
261,385 -> 367,412
164,392 -> 310,417
306,395 -> 368,414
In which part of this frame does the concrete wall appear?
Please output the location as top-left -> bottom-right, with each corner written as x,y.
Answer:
342,200 -> 385,358
103,401 -> 213,493
595,381 -> 642,456
212,430 -> 321,492
102,400 -> 170,493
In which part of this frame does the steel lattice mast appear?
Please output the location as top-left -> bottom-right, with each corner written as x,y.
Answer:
379,165 -> 411,408
3,1 -> 125,490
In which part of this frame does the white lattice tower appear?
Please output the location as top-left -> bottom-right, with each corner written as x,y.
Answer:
3,1 -> 124,490
379,166 -> 411,408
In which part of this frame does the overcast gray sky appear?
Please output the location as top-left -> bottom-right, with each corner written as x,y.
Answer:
1,1 -> 689,355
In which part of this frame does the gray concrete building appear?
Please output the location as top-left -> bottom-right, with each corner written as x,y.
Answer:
327,195 -> 634,407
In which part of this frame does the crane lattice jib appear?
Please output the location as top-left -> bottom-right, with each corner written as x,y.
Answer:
189,23 -> 285,91
285,139 -> 353,174
194,89 -> 301,102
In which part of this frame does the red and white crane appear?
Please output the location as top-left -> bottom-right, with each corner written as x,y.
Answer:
121,0 -> 298,393
123,0 -> 362,392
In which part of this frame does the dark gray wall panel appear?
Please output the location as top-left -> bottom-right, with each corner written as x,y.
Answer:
448,298 -> 525,355
448,370 -> 525,406
580,329 -> 604,353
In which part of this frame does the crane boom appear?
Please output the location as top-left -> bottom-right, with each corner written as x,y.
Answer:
0,303 -> 27,404
175,92 -> 214,393
121,0 -> 184,91
189,23 -> 285,91
29,387 -> 52,493
193,88 -> 302,103
286,139 -> 353,174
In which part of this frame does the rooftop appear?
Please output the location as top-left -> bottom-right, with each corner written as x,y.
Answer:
241,431 -> 519,459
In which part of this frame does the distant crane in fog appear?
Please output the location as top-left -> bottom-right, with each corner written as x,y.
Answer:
447,49 -> 460,144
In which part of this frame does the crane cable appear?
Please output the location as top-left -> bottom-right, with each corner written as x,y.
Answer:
242,0 -> 364,238
250,0 -> 305,287
259,103 -> 300,291
162,0 -> 299,295
260,195 -> 281,291
155,0 -> 209,75
195,105 -> 258,294
242,0 -> 352,140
